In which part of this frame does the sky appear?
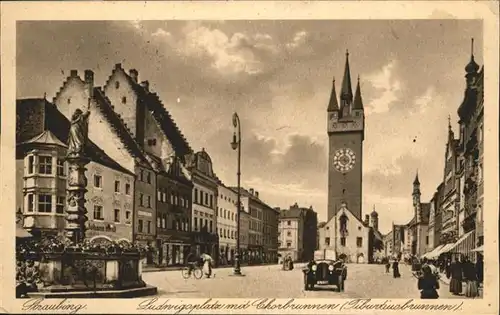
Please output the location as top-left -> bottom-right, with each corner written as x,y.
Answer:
16,20 -> 483,234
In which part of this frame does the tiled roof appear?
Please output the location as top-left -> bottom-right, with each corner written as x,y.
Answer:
92,87 -> 151,169
120,69 -> 192,157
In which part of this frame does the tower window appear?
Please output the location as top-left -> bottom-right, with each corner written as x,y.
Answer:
340,237 -> 346,246
115,81 -> 120,89
122,96 -> 127,104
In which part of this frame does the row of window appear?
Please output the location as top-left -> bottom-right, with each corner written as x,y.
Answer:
324,237 -> 363,247
278,241 -> 293,248
156,213 -> 189,231
216,207 -> 236,221
219,193 -> 236,204
138,193 -> 153,208
26,194 -> 65,213
157,189 -> 190,208
138,169 -> 153,184
219,228 -> 237,240
193,188 -> 214,209
92,205 -> 131,224
27,156 -> 65,176
193,217 -> 213,233
137,219 -> 152,234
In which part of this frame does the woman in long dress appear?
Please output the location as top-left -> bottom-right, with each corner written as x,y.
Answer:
392,259 -> 401,278
463,257 -> 479,298
448,255 -> 463,295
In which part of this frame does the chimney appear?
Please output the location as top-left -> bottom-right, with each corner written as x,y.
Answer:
140,80 -> 150,92
249,188 -> 254,195
129,69 -> 139,82
70,70 -> 78,77
84,70 -> 94,97
364,214 -> 369,226
255,191 -> 259,199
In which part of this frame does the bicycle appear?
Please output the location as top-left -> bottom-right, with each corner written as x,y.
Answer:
181,263 -> 203,279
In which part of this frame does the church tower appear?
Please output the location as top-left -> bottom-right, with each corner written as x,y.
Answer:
327,51 -> 365,221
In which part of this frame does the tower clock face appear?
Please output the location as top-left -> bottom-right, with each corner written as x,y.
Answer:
333,148 -> 356,172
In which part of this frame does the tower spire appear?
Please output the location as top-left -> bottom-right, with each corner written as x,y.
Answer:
465,37 -> 479,74
327,77 -> 339,111
340,49 -> 353,103
413,170 -> 420,186
352,75 -> 364,110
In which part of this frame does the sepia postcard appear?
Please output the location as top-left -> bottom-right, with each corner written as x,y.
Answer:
1,1 -> 499,314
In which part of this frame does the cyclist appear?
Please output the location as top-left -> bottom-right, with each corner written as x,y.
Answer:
185,250 -> 199,276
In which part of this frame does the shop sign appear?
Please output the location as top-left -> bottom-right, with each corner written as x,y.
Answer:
138,210 -> 153,217
87,222 -> 117,233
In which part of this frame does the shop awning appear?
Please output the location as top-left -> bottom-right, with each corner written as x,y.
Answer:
424,244 -> 446,259
447,231 -> 475,254
433,243 -> 455,257
472,245 -> 484,252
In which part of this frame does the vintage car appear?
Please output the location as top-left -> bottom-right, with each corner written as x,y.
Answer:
302,259 -> 347,291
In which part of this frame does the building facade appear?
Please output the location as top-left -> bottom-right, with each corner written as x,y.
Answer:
457,43 -> 484,254
383,231 -> 393,258
278,203 -> 318,262
232,187 -> 278,264
217,183 -> 238,265
187,149 -> 219,260
155,156 -> 193,266
16,98 -> 134,241
318,202 -> 371,263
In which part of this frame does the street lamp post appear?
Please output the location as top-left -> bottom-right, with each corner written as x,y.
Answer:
231,112 -> 244,276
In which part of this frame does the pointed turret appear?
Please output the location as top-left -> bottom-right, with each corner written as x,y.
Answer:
340,50 -> 353,102
465,38 -> 479,88
465,38 -> 480,74
447,115 -> 455,140
413,173 -> 420,186
352,76 -> 364,110
327,77 -> 339,111
340,50 -> 353,117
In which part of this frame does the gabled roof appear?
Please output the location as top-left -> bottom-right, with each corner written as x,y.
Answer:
117,66 -> 192,157
92,87 -> 151,169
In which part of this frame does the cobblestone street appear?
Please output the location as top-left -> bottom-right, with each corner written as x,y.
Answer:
141,263 -> 462,299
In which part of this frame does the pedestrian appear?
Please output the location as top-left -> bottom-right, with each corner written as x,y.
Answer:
463,256 -> 479,298
201,253 -> 213,278
448,255 -> 463,295
475,254 -> 484,288
392,259 -> 401,278
418,265 -> 440,299
385,259 -> 390,273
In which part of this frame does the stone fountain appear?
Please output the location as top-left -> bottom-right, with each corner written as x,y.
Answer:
16,108 -> 157,298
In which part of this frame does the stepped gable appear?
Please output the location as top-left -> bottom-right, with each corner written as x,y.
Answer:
16,98 -> 133,175
122,71 -> 193,157
92,87 -> 152,169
